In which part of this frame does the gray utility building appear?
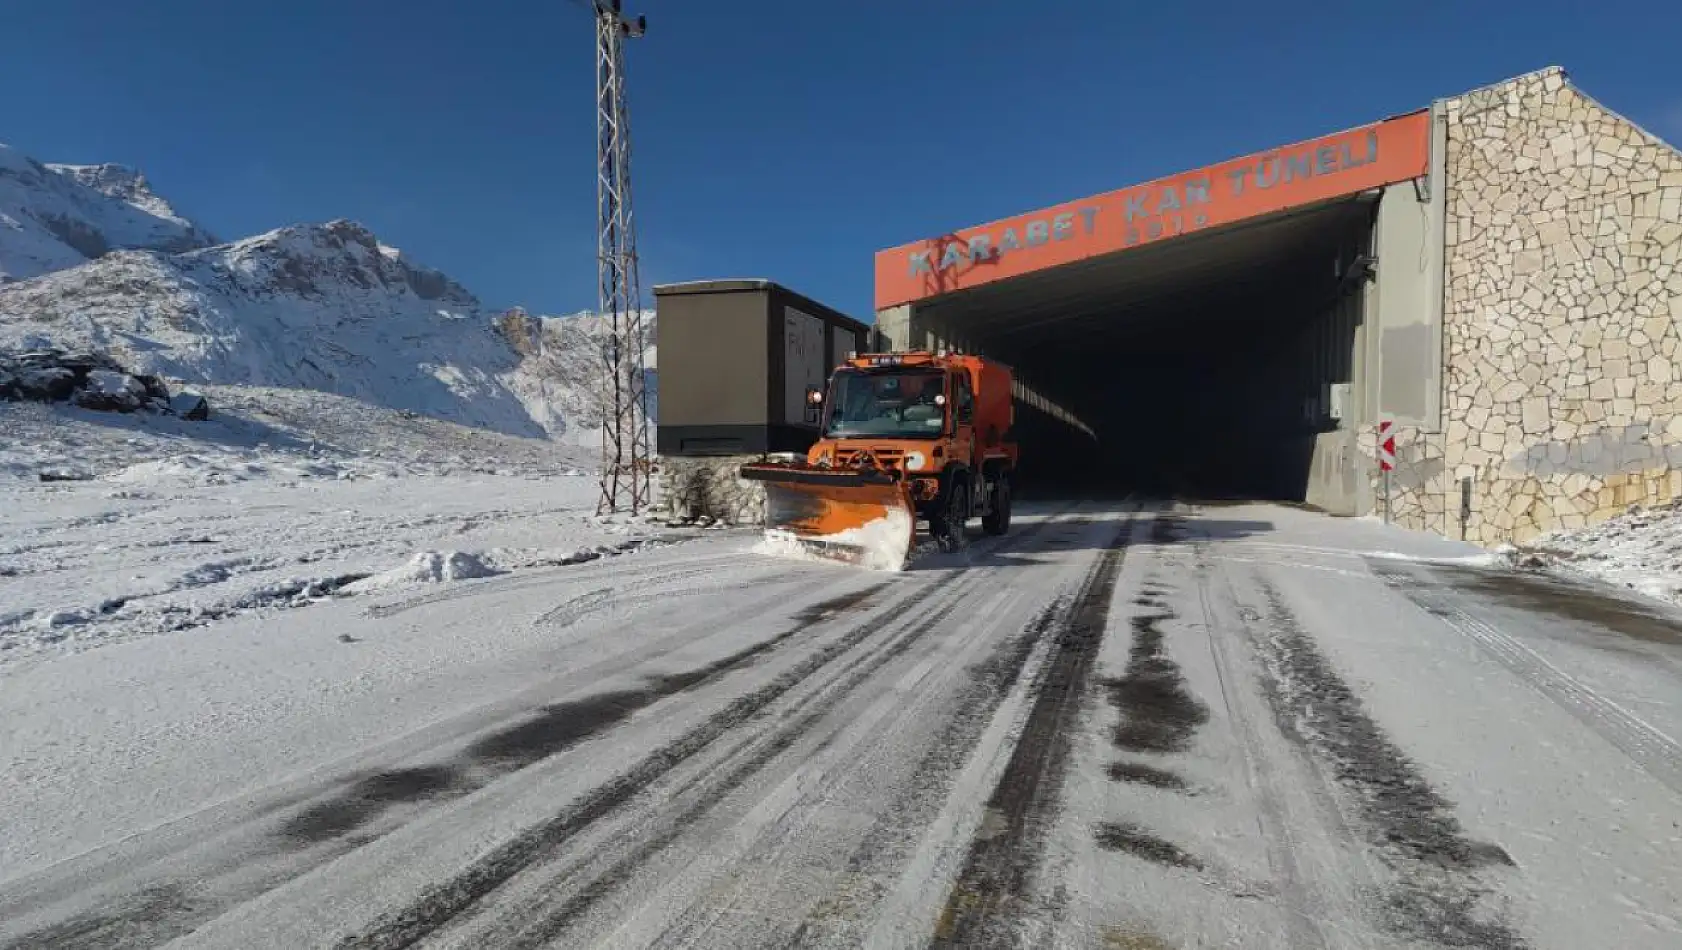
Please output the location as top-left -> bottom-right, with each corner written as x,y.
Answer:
653,279 -> 869,524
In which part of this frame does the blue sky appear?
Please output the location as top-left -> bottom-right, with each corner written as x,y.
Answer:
4,0 -> 1679,320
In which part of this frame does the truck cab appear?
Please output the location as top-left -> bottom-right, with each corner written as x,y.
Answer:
804,351 -> 1016,550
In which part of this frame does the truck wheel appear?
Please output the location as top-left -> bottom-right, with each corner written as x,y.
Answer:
983,477 -> 1011,535
934,478 -> 969,552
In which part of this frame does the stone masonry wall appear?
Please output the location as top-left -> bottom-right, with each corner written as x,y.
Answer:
1363,424 -> 1451,535
658,455 -> 766,525
1438,66 -> 1682,545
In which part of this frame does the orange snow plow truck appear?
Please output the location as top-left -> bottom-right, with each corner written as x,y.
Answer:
739,350 -> 1017,570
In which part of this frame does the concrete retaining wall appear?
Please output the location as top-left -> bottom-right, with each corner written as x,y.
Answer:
658,455 -> 766,525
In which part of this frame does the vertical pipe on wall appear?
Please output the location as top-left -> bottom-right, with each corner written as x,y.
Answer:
1426,99 -> 1450,434
1428,99 -> 1452,535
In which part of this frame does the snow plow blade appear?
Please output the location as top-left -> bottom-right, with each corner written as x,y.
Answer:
739,463 -> 915,571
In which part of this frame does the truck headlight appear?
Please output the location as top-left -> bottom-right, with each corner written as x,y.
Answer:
905,451 -> 926,471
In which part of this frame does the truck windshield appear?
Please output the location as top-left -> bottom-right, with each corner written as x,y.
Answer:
823,368 -> 947,438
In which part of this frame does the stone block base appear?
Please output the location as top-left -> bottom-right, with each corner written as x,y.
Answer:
658,455 -> 767,525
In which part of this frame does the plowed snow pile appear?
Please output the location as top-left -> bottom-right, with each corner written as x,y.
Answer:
344,551 -> 505,593
1504,499 -> 1682,603
753,506 -> 914,572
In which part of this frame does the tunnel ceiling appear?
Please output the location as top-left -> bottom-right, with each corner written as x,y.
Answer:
920,195 -> 1376,356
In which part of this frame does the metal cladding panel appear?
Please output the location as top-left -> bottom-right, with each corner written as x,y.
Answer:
655,281 -> 869,455
765,285 -> 871,429
652,287 -> 770,427
873,111 -> 1432,310
779,306 -> 827,426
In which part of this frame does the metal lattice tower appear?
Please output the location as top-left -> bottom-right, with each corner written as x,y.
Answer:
593,0 -> 651,515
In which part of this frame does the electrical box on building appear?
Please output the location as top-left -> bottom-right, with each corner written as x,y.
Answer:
1328,382 -> 1352,421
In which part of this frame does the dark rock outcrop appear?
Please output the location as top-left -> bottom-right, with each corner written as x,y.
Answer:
0,348 -> 207,419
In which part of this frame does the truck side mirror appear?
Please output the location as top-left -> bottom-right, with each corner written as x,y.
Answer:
803,386 -> 823,424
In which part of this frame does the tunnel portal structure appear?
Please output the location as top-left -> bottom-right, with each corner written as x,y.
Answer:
872,66 -> 1682,546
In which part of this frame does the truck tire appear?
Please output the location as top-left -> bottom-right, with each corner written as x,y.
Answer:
932,476 -> 969,552
983,476 -> 1011,536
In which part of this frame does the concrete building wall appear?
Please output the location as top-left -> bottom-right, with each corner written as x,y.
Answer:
876,303 -> 937,351
657,288 -> 770,428
1363,156 -> 1453,532
1373,176 -> 1447,430
1388,66 -> 1682,544
1303,210 -> 1388,515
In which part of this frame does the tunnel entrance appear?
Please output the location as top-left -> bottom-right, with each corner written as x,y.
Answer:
916,197 -> 1378,503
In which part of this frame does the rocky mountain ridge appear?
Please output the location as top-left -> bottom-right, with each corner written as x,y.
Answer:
0,144 -> 217,283
0,141 -> 653,445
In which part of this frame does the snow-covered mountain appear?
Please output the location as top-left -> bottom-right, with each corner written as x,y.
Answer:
0,140 -> 657,449
46,162 -> 208,228
1,144 -> 216,283
496,306 -> 657,444
0,219 -> 556,436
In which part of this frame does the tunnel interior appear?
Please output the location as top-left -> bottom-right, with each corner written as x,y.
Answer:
918,197 -> 1378,503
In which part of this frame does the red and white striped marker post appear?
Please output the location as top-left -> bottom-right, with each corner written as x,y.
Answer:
1377,419 -> 1396,523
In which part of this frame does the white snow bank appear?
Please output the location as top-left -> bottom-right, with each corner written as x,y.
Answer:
1365,549 -> 1507,568
100,454 -> 346,486
754,506 -> 914,572
343,551 -> 505,593
1503,500 -> 1682,604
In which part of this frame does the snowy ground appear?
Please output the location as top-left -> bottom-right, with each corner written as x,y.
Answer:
1500,499 -> 1682,606
2,496 -> 1679,949
1,385 -> 597,485
0,394 -> 677,674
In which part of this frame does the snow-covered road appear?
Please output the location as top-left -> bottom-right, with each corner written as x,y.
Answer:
2,500 -> 1680,949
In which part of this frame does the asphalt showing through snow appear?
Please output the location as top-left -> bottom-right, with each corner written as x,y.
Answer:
3,500 -> 1681,949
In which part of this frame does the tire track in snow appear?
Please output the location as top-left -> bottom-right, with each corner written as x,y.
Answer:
1184,519 -> 1348,950
331,505 -> 1088,950
606,519 -> 1108,948
926,513 -> 1134,948
0,570 -> 874,950
330,575 -> 960,949
281,581 -> 891,844
436,509 -> 1100,949
529,566 -> 810,632
1248,578 -> 1527,949
484,589 -> 974,948
1103,514 -> 1210,768
1372,562 -> 1682,797
778,591 -> 1076,949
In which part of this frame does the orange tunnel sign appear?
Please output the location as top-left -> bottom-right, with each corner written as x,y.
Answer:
873,110 -> 1432,310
